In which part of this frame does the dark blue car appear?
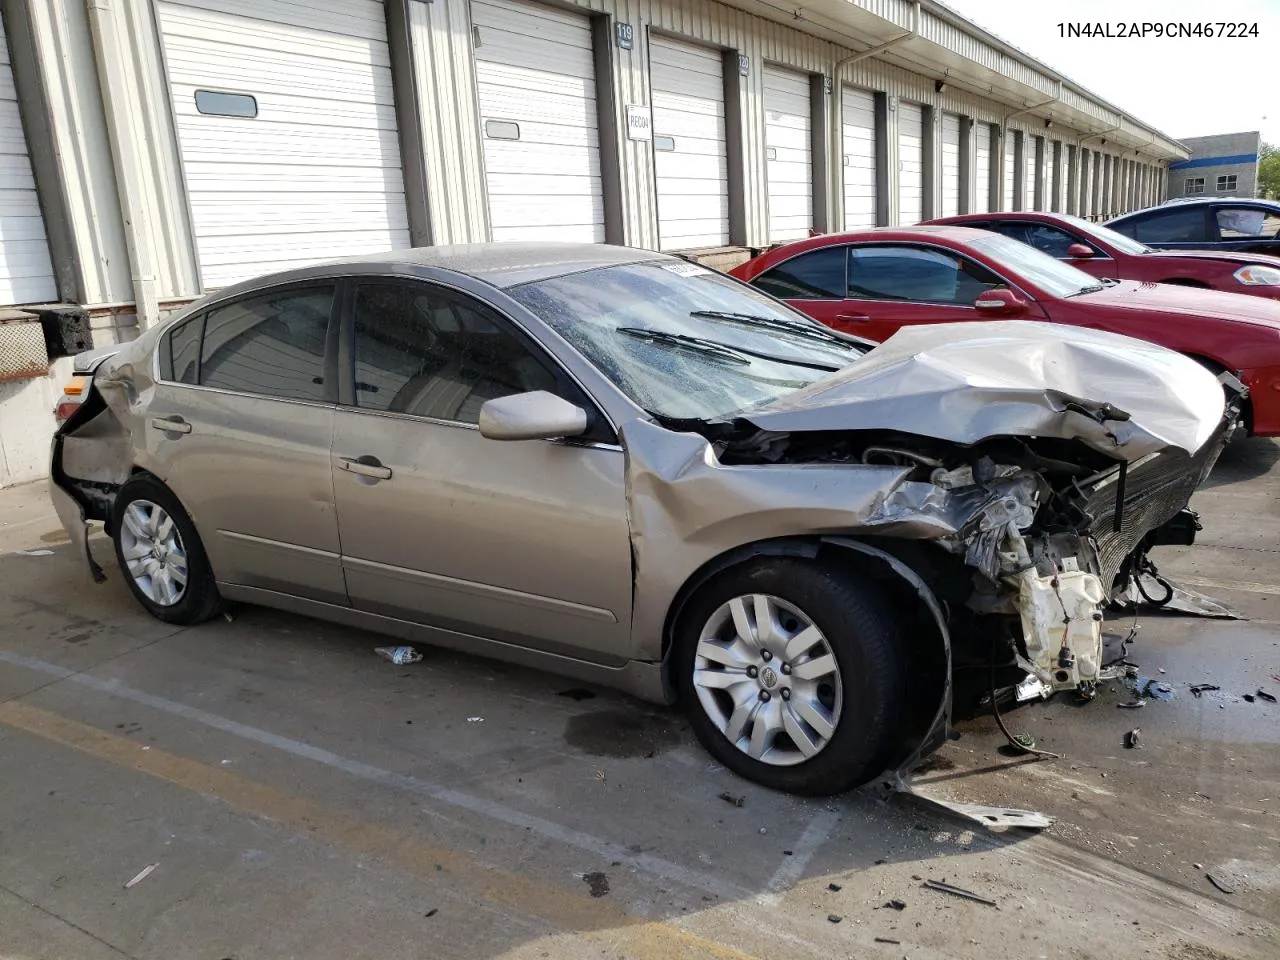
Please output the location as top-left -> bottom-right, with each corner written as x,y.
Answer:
1107,198 -> 1280,257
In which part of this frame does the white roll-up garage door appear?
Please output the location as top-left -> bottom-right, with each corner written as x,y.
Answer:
841,87 -> 876,229
974,123 -> 991,214
0,16 -> 55,306
896,102 -> 923,225
940,113 -> 960,217
473,0 -> 603,243
762,65 -> 811,243
650,36 -> 728,250
157,0 -> 410,289
1002,134 -> 1015,210
1024,138 -> 1037,211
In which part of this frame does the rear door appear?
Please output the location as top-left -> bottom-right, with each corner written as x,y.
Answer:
329,278 -> 634,660
1210,204 -> 1280,256
149,283 -> 345,604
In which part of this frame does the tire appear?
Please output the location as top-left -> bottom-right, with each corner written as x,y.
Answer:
675,557 -> 906,796
112,474 -> 223,625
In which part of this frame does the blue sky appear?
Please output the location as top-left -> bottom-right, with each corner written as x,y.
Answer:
938,0 -> 1279,147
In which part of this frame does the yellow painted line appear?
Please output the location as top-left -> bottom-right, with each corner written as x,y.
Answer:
0,700 -> 757,960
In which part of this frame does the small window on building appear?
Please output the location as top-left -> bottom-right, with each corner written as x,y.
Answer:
194,90 -> 258,118
1216,175 -> 1238,193
484,120 -> 520,141
653,136 -> 676,152
1184,177 -> 1205,195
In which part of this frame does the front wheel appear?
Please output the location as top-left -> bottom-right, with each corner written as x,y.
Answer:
676,557 -> 905,796
112,474 -> 223,624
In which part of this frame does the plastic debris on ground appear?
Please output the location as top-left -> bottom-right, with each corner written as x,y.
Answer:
922,879 -> 998,907
1130,675 -> 1175,701
374,645 -> 422,665
1257,689 -> 1277,703
124,863 -> 158,889
1124,728 -> 1142,749
1189,684 -> 1220,698
717,791 -> 745,808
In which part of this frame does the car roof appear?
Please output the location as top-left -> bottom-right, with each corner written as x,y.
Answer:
795,224 -> 995,244
926,211 -> 1082,225
312,242 -> 665,288
1110,197 -> 1280,222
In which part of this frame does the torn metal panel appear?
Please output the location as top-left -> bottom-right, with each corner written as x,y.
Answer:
743,322 -> 1226,461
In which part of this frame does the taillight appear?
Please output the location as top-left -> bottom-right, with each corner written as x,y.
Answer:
54,400 -> 80,424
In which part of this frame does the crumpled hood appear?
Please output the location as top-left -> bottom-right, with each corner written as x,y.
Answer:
741,322 -> 1227,461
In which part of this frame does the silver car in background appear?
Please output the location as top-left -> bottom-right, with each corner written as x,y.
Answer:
51,243 -> 1238,795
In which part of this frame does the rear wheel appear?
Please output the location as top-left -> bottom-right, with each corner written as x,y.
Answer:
113,474 -> 222,624
676,557 -> 905,795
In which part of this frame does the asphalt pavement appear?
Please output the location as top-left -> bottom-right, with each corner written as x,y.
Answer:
1,441 -> 1277,960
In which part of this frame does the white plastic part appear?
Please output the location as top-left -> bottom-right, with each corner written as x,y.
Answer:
1018,567 -> 1106,693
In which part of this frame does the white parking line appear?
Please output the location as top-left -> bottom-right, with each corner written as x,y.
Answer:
756,808 -> 840,906
0,649 -> 753,903
1175,575 -> 1280,598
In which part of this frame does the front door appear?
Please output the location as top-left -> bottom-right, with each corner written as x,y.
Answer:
838,244 -> 1028,341
146,283 -> 345,605
329,279 -> 634,662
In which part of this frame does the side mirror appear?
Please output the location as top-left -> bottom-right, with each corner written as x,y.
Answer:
1066,243 -> 1095,259
973,288 -> 1026,316
478,391 -> 588,442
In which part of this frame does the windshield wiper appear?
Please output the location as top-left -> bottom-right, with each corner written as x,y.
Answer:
1069,283 -> 1106,296
616,327 -> 751,364
616,327 -> 842,371
688,309 -> 853,347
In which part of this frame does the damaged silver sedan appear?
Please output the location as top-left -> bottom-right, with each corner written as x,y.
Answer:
50,243 -> 1241,795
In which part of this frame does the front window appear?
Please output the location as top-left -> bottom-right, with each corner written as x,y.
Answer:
1123,207 -> 1207,244
846,245 -> 1002,304
509,262 -> 866,421
350,282 -> 560,424
1216,174 -> 1238,193
1058,214 -> 1150,255
966,232 -> 1102,298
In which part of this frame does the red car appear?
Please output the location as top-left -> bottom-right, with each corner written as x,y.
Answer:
730,225 -> 1280,436
923,211 -> 1280,300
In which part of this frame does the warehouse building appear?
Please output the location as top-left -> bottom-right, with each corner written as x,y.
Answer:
0,0 -> 1186,486
1166,131 -> 1261,201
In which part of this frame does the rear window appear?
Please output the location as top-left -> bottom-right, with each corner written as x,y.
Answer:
158,285 -> 335,402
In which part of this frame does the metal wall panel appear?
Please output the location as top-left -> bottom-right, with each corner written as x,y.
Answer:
408,0 -> 488,245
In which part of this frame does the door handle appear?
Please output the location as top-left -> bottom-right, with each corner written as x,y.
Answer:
150,417 -> 192,435
834,313 -> 870,322
338,456 -> 392,480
